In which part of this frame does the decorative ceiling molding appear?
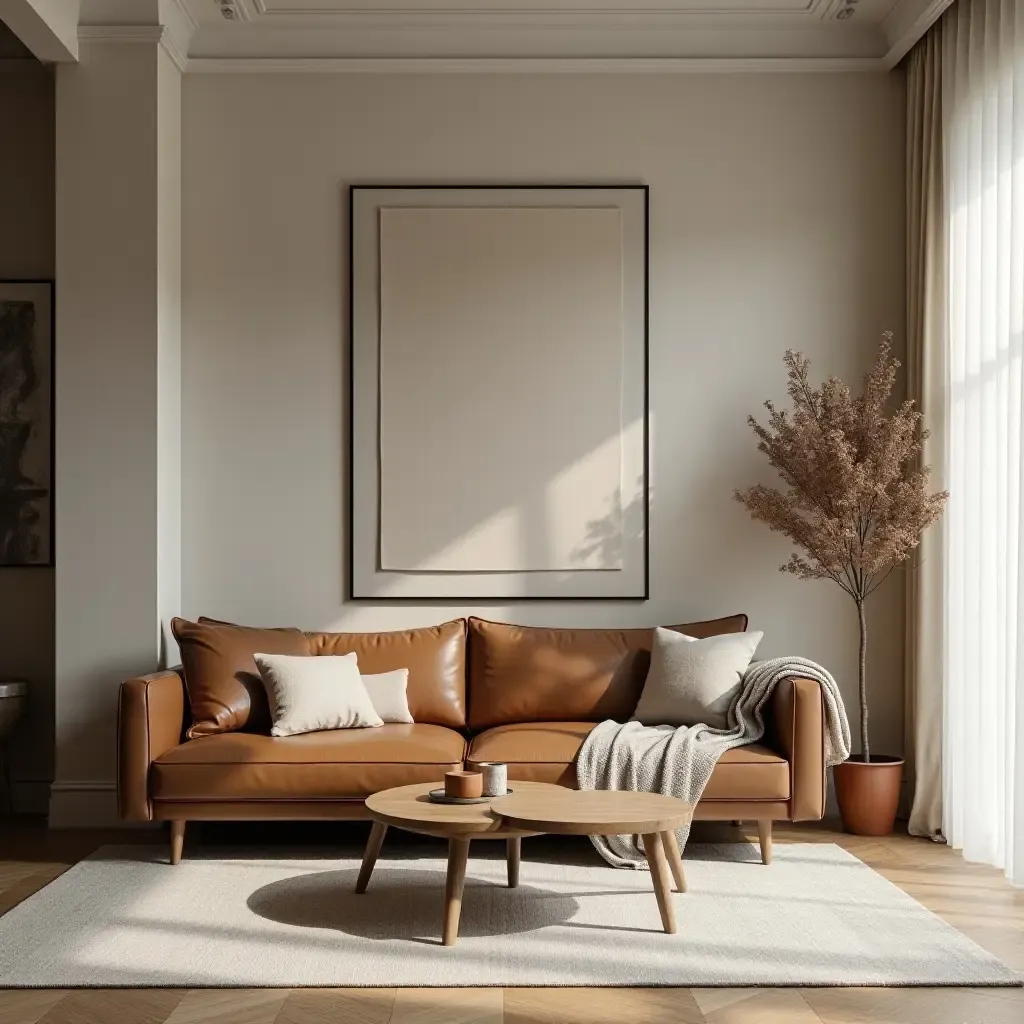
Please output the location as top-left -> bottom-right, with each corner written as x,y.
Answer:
186,21 -> 886,60
75,1 -> 195,69
248,0 -> 828,15
213,0 -> 249,21
833,0 -> 862,20
59,0 -> 946,70
186,54 -> 886,72
77,24 -> 190,72
881,0 -> 953,67
78,24 -> 164,41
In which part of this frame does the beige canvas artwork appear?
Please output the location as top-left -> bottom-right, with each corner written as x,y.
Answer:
378,206 -> 625,573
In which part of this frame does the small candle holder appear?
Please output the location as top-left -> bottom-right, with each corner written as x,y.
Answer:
475,761 -> 508,797
444,770 -> 483,800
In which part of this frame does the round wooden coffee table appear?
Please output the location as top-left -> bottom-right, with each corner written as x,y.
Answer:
357,781 -> 546,946
356,782 -> 692,945
490,788 -> 692,935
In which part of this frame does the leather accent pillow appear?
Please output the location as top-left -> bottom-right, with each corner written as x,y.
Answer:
467,614 -> 749,730
254,652 -> 384,736
172,617 -> 309,738
632,627 -> 764,729
306,619 -> 466,727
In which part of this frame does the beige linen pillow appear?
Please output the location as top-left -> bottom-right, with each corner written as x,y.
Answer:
362,668 -> 414,724
632,627 -> 764,729
254,652 -> 384,736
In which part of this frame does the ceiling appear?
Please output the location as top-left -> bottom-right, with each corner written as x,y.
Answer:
157,0 -> 950,68
0,0 -> 954,70
166,0 -> 951,67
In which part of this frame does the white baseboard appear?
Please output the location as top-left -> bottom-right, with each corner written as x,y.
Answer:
48,780 -> 121,829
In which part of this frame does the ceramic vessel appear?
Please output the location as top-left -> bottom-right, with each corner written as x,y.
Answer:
475,762 -> 508,797
444,770 -> 483,800
833,755 -> 904,836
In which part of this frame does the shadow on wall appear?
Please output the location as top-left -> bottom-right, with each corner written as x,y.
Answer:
570,478 -> 649,571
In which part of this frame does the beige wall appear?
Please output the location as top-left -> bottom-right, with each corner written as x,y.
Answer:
0,62 -> 55,812
182,72 -> 907,758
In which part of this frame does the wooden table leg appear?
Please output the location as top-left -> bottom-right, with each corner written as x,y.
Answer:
355,821 -> 388,894
443,838 -> 470,946
642,832 -> 677,934
169,821 -> 186,866
659,830 -> 687,893
507,836 -> 521,888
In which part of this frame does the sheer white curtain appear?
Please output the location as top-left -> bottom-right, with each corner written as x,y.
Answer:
942,0 -> 1024,883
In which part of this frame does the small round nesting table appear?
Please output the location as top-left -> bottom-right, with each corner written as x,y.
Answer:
356,781 -> 692,945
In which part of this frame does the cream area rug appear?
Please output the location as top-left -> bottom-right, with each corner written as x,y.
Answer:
0,842 -> 1017,988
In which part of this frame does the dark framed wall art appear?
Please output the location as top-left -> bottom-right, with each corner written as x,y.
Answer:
0,280 -> 54,567
349,185 -> 649,600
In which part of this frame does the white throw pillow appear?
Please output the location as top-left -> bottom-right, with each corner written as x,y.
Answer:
254,652 -> 384,737
361,668 -> 414,724
632,627 -> 764,729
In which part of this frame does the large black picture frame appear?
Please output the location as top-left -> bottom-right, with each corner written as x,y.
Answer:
347,185 -> 649,601
0,279 -> 55,568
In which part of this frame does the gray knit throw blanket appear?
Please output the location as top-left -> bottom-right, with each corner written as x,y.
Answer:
575,657 -> 852,869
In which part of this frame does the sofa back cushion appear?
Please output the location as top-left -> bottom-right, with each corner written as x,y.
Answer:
466,615 -> 749,730
307,619 -> 467,727
172,617 -> 309,738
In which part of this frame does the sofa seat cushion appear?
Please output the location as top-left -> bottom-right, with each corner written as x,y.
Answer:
703,743 -> 790,801
152,724 -> 465,802
467,722 -> 789,800
468,722 -> 597,785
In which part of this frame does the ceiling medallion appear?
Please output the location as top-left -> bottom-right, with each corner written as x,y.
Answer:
215,0 -> 242,20
836,0 -> 860,20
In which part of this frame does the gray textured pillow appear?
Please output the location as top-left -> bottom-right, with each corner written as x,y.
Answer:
632,627 -> 764,729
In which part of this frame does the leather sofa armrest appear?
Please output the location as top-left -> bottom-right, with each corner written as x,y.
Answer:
769,676 -> 826,821
117,670 -> 186,821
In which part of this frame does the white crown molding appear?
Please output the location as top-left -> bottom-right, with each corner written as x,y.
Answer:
188,54 -> 886,72
881,0 -> 954,67
162,0 -> 198,62
80,0 -> 948,71
160,25 -> 189,70
77,24 -> 189,72
246,2 -> 831,17
78,24 -> 164,41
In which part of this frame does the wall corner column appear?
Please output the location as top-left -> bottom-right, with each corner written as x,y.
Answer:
52,33 -> 181,828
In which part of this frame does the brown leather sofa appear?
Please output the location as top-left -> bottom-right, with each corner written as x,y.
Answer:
118,615 -> 826,866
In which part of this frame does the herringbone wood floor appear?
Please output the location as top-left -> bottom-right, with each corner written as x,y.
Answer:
0,819 -> 1021,1024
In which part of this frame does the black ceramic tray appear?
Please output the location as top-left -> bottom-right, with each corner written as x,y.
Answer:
426,788 -> 514,805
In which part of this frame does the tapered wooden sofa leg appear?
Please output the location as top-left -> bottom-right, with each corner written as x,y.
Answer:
757,820 -> 772,865
170,821 -> 186,866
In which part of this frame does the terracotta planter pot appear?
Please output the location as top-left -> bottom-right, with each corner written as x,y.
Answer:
833,755 -> 904,836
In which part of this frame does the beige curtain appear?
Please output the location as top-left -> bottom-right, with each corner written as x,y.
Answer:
905,26 -> 947,840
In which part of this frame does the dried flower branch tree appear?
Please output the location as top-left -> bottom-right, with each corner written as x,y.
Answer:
735,334 -> 947,761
